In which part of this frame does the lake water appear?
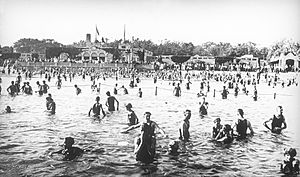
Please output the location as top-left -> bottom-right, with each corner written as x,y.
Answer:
0,71 -> 299,177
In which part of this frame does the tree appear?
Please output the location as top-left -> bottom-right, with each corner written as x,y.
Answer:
13,38 -> 63,54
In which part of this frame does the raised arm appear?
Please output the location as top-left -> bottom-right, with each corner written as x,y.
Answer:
154,122 -> 166,137
123,123 -> 141,133
263,118 -> 272,131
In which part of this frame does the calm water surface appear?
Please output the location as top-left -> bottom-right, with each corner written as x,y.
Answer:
0,72 -> 299,177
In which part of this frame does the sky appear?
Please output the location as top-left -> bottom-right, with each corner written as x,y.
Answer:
0,0 -> 299,47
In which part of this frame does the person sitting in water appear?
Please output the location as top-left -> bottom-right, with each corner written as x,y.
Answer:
281,148 -> 299,175
0,106 -> 15,114
125,103 -> 139,126
197,90 -> 206,97
214,124 -> 234,144
199,97 -> 208,116
74,84 -> 81,95
168,140 -> 180,156
49,137 -> 84,161
124,112 -> 166,163
121,85 -> 128,95
212,118 -> 223,139
105,91 -> 119,112
88,96 -> 106,118
264,106 -> 287,134
232,108 -> 254,140
179,110 -> 191,142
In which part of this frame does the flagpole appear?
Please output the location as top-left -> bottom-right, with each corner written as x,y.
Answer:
124,24 -> 126,42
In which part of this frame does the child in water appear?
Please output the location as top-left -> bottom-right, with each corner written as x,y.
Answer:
50,137 -> 84,161
281,148 -> 299,175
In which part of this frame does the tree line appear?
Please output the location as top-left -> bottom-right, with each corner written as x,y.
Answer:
10,38 -> 300,61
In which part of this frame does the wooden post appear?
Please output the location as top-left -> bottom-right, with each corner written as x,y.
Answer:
274,93 -> 276,99
213,89 -> 215,97
155,86 -> 157,96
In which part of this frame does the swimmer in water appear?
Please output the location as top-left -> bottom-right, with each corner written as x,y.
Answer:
49,137 -> 84,161
232,108 -> 254,140
124,112 -> 166,163
212,118 -> 223,139
105,91 -> 119,112
0,106 -> 15,114
199,97 -> 208,116
88,96 -> 106,118
168,140 -> 180,155
214,124 -> 234,144
125,103 -> 139,126
263,106 -> 287,134
281,148 -> 299,175
74,84 -> 81,95
179,110 -> 191,142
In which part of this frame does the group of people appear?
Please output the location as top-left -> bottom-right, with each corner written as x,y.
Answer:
1,66 -> 299,175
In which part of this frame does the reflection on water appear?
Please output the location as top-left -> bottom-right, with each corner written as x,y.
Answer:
0,73 -> 299,176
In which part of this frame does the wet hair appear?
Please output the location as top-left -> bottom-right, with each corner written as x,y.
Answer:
125,103 -> 132,109
95,96 -> 100,101
144,112 -> 151,116
106,91 -> 111,96
65,137 -> 75,145
74,84 -> 77,87
214,118 -> 221,123
224,124 -> 232,132
185,109 -> 191,113
285,148 -> 297,157
168,140 -> 179,153
5,106 -> 11,113
238,109 -> 244,118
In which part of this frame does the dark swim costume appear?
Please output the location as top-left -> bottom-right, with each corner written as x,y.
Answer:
271,115 -> 284,133
236,119 -> 247,139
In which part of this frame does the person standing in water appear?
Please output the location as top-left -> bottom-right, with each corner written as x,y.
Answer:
173,83 -> 181,97
105,91 -> 119,112
263,106 -> 287,134
199,97 -> 208,116
137,88 -> 142,98
232,108 -> 254,140
88,96 -> 106,118
212,118 -> 223,139
125,103 -> 139,126
123,112 -> 166,163
179,110 -> 191,142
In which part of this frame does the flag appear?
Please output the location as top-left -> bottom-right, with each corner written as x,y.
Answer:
96,26 -> 99,36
